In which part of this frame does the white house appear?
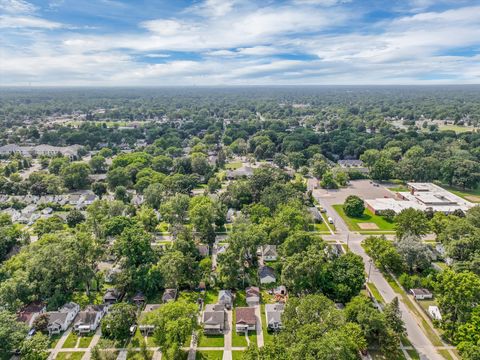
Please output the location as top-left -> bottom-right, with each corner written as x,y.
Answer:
265,303 -> 284,331
73,305 -> 107,334
218,290 -> 233,309
260,245 -> 278,262
47,302 -> 80,334
410,288 -> 433,300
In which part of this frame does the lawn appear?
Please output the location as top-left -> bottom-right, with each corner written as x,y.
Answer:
225,161 -> 242,170
260,304 -> 275,345
310,222 -> 331,233
62,332 -> 79,348
388,185 -> 408,192
127,350 -> 154,360
333,205 -> 395,232
178,290 -> 202,304
55,352 -> 85,360
203,289 -> 218,304
197,334 -> 225,347
78,334 -> 94,348
232,351 -> 245,360
439,124 -> 475,133
231,323 -> 257,347
366,282 -> 384,304
234,290 -> 247,307
196,350 -> 224,360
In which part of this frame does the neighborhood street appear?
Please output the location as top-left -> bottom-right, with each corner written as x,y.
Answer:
312,187 -> 445,360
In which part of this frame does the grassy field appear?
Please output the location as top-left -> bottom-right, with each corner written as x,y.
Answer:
126,350 -> 154,360
203,289 -> 218,304
225,162 -> 242,170
196,350 -> 224,360
62,332 -> 79,348
232,351 -> 245,360
55,352 -> 85,360
234,290 -> 247,307
310,222 -> 331,233
49,334 -> 62,348
78,334 -> 94,348
439,124 -> 476,133
197,334 -> 224,347
333,205 -> 395,232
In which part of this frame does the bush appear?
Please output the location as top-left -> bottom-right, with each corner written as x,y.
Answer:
343,195 -> 365,218
378,209 -> 396,222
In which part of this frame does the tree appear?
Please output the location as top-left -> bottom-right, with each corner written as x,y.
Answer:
395,208 -> 430,239
156,250 -> 195,289
363,236 -> 405,274
32,313 -> 49,333
114,185 -> 130,203
383,297 -> 406,336
312,160 -> 329,179
435,270 -> 480,337
395,235 -> 433,273
0,310 -> 28,354
92,181 -> 108,199
207,176 -> 221,193
320,170 -> 338,189
102,303 -> 137,340
189,196 -> 219,245
144,183 -> 165,210
20,333 -> 49,360
89,155 -> 107,173
160,194 -> 190,225
328,252 -> 365,303
371,157 -> 395,181
143,301 -> 198,360
343,195 -> 365,218
61,162 -> 91,190
136,206 -> 159,232
48,157 -> 69,175
107,167 -> 131,189
33,215 -> 65,237
66,209 -> 86,228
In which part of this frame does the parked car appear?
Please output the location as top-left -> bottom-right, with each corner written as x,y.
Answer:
328,217 -> 334,224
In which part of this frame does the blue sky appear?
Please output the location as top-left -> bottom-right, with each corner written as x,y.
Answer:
1,0 -> 479,85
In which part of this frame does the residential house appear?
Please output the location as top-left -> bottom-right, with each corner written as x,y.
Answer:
202,304 -> 226,334
103,288 -> 121,304
410,288 -> 433,300
17,302 -> 46,328
246,287 -> 260,307
218,290 -> 233,309
235,307 -> 256,333
265,303 -> 284,331
226,166 -> 254,180
46,303 -> 79,335
132,292 -> 146,306
73,305 -> 107,334
162,289 -> 177,303
260,245 -> 278,262
259,266 -> 276,284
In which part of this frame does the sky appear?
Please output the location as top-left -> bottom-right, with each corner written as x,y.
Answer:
1,0 -> 480,86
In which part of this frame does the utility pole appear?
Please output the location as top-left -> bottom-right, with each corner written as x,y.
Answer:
346,233 -> 349,252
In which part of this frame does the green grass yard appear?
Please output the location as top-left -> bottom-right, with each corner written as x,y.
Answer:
197,334 -> 224,347
78,334 -> 94,348
225,161 -> 242,170
55,352 -> 85,360
126,350 -> 154,360
196,350 -> 224,360
234,290 -> 247,307
49,334 -> 62,348
203,289 -> 218,304
232,351 -> 245,360
367,282 -> 384,304
260,304 -> 275,345
62,332 -> 79,348
231,310 -> 257,347
332,205 -> 395,232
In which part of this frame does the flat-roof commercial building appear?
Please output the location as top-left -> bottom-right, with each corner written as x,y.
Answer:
365,182 -> 474,215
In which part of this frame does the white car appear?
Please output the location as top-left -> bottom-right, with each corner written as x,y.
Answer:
328,217 -> 334,224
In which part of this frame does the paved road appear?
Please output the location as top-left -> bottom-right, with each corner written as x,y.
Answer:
313,188 -> 444,360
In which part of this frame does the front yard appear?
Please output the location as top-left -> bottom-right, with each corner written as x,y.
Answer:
196,350 -> 224,360
231,310 -> 257,347
197,333 -> 224,347
55,352 -> 85,360
333,205 -> 395,232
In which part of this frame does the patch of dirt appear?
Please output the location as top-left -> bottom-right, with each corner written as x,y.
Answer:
465,195 -> 480,203
358,223 -> 379,230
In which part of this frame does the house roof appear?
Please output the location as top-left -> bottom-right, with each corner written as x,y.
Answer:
410,288 -> 432,296
162,289 -> 177,301
104,288 -> 120,301
246,287 -> 260,300
133,292 -> 146,302
218,290 -> 233,302
265,303 -> 284,324
259,266 -> 275,279
47,312 -> 68,326
235,307 -> 256,325
203,305 -> 225,326
59,302 -> 78,313
74,311 -> 98,326
262,245 -> 277,257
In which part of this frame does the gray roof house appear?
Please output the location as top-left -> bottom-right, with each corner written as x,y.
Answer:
162,289 -> 177,303
202,304 -> 226,334
218,290 -> 233,309
265,303 -> 284,331
261,245 -> 278,261
259,266 -> 276,284
103,288 -> 121,304
246,287 -> 260,307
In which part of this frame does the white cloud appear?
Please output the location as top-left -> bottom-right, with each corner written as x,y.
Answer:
187,0 -> 238,18
0,0 -> 36,14
0,15 -> 63,28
